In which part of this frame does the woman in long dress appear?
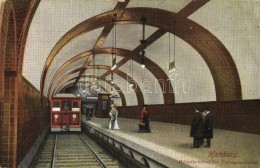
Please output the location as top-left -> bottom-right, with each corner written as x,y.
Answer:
109,104 -> 119,129
109,117 -> 119,129
139,105 -> 151,133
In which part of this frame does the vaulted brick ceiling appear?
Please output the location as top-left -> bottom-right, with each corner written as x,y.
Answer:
22,0 -> 260,105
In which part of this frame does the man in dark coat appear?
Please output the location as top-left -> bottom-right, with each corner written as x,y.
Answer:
203,108 -> 213,148
190,108 -> 204,148
89,105 -> 93,120
82,104 -> 86,116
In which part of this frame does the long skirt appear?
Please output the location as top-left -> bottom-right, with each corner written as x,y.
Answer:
109,118 -> 120,129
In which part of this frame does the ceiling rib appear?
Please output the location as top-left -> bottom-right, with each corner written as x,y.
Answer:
73,0 -> 130,87
51,66 -> 144,106
100,28 -> 167,78
46,52 -> 92,98
100,0 -> 211,79
177,0 -> 210,18
41,7 -> 242,101
47,48 -> 175,104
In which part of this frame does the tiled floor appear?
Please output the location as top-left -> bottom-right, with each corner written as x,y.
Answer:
87,116 -> 260,168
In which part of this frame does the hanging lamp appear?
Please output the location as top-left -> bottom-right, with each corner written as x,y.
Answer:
111,13 -> 117,70
168,21 -> 176,73
140,17 -> 146,68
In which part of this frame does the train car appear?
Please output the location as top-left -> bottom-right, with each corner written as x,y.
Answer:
50,93 -> 81,132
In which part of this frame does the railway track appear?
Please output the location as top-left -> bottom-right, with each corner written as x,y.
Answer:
29,133 -> 120,168
29,134 -> 55,168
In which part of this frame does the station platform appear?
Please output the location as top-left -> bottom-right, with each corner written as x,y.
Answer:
82,116 -> 260,168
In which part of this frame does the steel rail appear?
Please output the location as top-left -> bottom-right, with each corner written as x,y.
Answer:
51,134 -> 57,168
79,134 -> 107,168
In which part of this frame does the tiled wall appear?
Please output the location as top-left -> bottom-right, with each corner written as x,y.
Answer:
1,75 -> 18,167
0,75 -> 49,167
0,2 -> 17,167
17,76 -> 49,164
0,2 -> 6,163
0,1 -> 46,166
117,100 -> 260,135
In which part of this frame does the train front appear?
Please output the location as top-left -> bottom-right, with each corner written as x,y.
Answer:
50,94 -> 81,132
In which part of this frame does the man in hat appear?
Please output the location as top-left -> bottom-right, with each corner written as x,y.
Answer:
203,108 -> 213,148
190,108 -> 204,148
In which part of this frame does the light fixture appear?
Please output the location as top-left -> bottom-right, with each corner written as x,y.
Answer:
141,51 -> 145,68
111,65 -> 117,70
128,56 -> 131,76
140,17 -> 147,69
140,17 -> 147,83
141,51 -> 146,82
131,55 -> 133,77
93,52 -> 96,82
140,17 -> 147,45
128,55 -> 134,87
111,57 -> 117,70
111,13 -> 117,70
96,68 -> 101,91
168,21 -> 176,73
169,61 -> 175,73
83,68 -> 88,93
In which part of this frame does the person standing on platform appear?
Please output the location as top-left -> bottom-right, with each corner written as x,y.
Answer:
203,108 -> 213,148
89,105 -> 93,120
139,105 -> 151,133
109,104 -> 118,130
190,108 -> 204,148
83,104 -> 88,120
85,105 -> 89,120
109,104 -> 120,130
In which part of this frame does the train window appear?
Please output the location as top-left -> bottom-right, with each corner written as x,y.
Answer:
62,101 -> 71,111
73,101 -> 79,108
72,101 -> 80,111
52,101 -> 60,111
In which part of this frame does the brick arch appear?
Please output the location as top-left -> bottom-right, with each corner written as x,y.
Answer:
41,7 -> 241,101
51,66 -> 143,106
46,51 -> 92,97
46,48 -> 174,105
0,1 -> 18,167
50,66 -> 144,106
54,75 -> 126,107
14,0 -> 41,72
3,1 -> 17,73
0,2 -> 13,101
95,48 -> 175,104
